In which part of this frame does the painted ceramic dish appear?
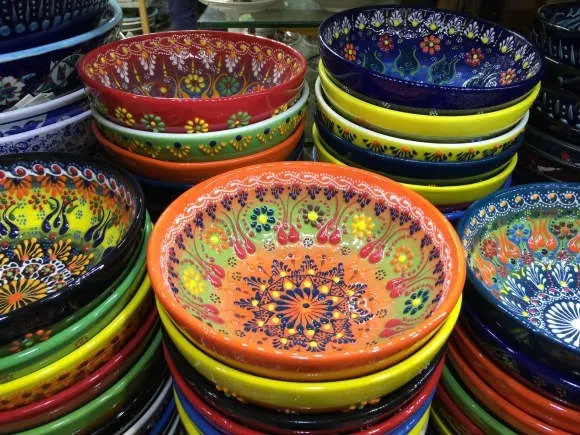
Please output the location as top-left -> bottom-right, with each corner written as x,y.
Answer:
0,0 -> 121,112
526,124 -> 580,167
458,183 -> 580,372
120,378 -> 174,435
0,276 -> 152,410
313,128 -> 517,206
0,153 -> 145,344
92,82 -> 308,163
315,79 -> 529,162
319,6 -> 543,111
520,143 -> 580,183
149,162 -> 465,380
429,408 -> 453,435
533,85 -> 580,131
434,385 -> 485,435
318,61 -> 540,141
78,30 -> 307,133
543,55 -> 580,93
531,109 -> 580,144
95,120 -> 305,184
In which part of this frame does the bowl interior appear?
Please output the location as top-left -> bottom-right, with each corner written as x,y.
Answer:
540,4 -> 580,32
83,32 -> 304,100
0,159 -> 139,316
461,184 -> 580,351
321,7 -> 541,89
158,164 -> 458,357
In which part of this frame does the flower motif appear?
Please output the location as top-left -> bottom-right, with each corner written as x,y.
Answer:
216,75 -> 242,97
499,36 -> 515,54
465,48 -> 485,67
480,27 -> 495,45
302,204 -> 325,228
391,246 -> 414,273
184,73 -> 206,94
499,68 -> 516,86
377,35 -> 394,53
464,21 -> 479,39
481,238 -> 498,258
0,278 -> 48,315
227,112 -> 251,129
140,114 -> 165,132
344,43 -> 357,61
204,224 -> 229,252
0,76 -> 25,106
182,267 -> 206,296
114,107 -> 135,126
508,223 -> 531,244
420,35 -> 440,55
545,301 -> 580,348
167,142 -> 191,159
404,289 -> 430,316
8,329 -> 52,354
350,213 -> 375,240
551,221 -> 578,240
250,206 -> 275,232
185,118 -> 209,134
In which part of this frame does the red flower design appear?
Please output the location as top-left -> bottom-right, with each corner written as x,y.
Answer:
499,68 -> 516,86
420,35 -> 440,55
377,35 -> 394,53
465,48 -> 484,67
344,43 -> 357,61
481,238 -> 498,259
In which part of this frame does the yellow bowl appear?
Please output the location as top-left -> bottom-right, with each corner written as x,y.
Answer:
313,127 -> 518,207
430,408 -> 454,435
158,297 -> 461,412
315,78 -> 529,162
0,276 -> 152,409
318,61 -> 540,142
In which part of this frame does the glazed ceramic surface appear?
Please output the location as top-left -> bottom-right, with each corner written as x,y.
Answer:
543,55 -> 580,93
315,79 -> 528,162
0,0 -> 121,112
526,124 -> 580,167
531,109 -> 580,144
458,183 -> 580,372
121,378 -> 174,435
434,386 -> 485,435
533,85 -> 580,131
521,142 -> 580,183
0,153 -> 145,344
92,82 -> 308,163
79,30 -> 307,133
318,61 -> 540,141
319,6 -> 543,110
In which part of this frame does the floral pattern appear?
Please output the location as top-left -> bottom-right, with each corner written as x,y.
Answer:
465,48 -> 484,67
185,118 -> 210,134
0,76 -> 25,107
227,112 -> 251,129
184,74 -> 206,95
420,35 -> 440,55
141,114 -> 166,132
114,107 -> 135,126
216,76 -> 242,97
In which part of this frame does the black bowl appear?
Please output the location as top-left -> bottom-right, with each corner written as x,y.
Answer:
529,109 -> 580,145
526,124 -> 580,166
542,55 -> 580,93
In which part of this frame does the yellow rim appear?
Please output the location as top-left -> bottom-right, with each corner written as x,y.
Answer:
158,296 -> 461,411
430,408 -> 454,435
173,390 -> 202,435
409,406 -> 432,435
319,61 -> 540,141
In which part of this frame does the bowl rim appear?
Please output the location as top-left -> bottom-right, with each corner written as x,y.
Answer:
435,384 -> 485,435
123,377 -> 173,434
318,5 -> 544,94
536,2 -> 580,35
148,161 -> 465,373
456,182 -> 580,355
0,0 -> 122,64
0,110 -> 91,144
77,30 -> 308,106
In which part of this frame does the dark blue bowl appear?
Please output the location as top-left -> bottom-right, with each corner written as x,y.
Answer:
319,6 -> 543,111
314,111 -> 522,180
461,302 -> 580,408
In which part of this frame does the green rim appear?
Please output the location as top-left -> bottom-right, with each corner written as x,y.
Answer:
0,214 -> 152,380
440,365 -> 516,435
18,331 -> 162,435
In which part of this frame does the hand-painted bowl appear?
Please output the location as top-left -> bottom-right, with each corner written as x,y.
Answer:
543,55 -> 580,93
461,303 -> 580,408
0,305 -> 158,433
149,161 -> 464,380
92,82 -> 308,163
533,85 -> 580,131
318,61 -> 541,141
457,183 -> 580,373
526,124 -> 580,167
95,119 -> 305,184
531,108 -> 580,144
0,0 -> 121,112
148,393 -> 176,435
78,30 -> 307,134
319,6 -> 543,111
313,128 -> 517,206
532,3 -> 580,68
434,386 -> 485,435
453,324 -> 580,432
315,78 -> 529,162
0,153 -> 145,345
120,378 -> 173,435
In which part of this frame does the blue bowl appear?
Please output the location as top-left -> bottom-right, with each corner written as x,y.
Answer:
314,111 -> 522,180
0,0 -> 121,112
461,302 -> 580,408
319,6 -> 543,111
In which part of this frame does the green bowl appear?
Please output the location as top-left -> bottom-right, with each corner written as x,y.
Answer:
0,215 -> 152,381
93,83 -> 309,163
18,330 -> 162,435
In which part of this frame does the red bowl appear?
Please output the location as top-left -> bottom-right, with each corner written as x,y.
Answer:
78,31 -> 307,133
0,308 -> 158,433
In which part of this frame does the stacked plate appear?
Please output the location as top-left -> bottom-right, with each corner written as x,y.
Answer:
121,8 -> 159,36
432,183 -> 580,434
147,161 -> 466,433
80,30 -> 308,220
314,6 -> 543,225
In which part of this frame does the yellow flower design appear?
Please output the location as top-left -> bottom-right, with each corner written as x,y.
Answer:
391,246 -> 414,273
167,142 -> 191,159
14,238 -> 43,261
183,268 -> 206,296
185,118 -> 209,134
184,74 -> 206,94
350,213 -> 375,240
114,107 -> 135,126
67,253 -> 94,276
204,224 -> 228,252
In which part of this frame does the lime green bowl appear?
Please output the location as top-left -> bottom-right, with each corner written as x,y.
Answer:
0,215 -> 152,381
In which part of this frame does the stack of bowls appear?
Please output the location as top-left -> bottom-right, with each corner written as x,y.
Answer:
147,161 -> 466,434
431,183 -> 580,434
0,154 -> 173,433
79,30 -> 309,219
524,2 -> 580,183
315,6 -> 543,225
120,8 -> 159,36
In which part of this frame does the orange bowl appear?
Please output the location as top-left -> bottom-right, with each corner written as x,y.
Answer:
94,119 -> 305,184
148,161 -> 465,381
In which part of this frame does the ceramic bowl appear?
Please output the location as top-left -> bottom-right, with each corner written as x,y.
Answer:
149,161 -> 465,381
531,108 -> 580,144
149,396 -> 176,435
313,129 -> 517,206
0,218 -> 151,381
318,61 -> 540,141
533,85 -> 580,131
453,324 -> 580,432
0,306 -> 158,433
526,124 -> 580,167
92,82 -> 309,163
543,55 -> 580,93
0,0 -> 121,112
165,333 -> 443,434
319,6 -> 543,111
458,183 -> 580,373
434,386 -> 485,435
429,408 -> 454,435
120,378 -> 174,435
315,78 -> 529,162
78,30 -> 307,134
18,331 -> 163,435
520,142 -> 580,183
0,153 -> 145,344
95,119 -> 305,184
314,112 -> 522,180
532,3 -> 580,68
